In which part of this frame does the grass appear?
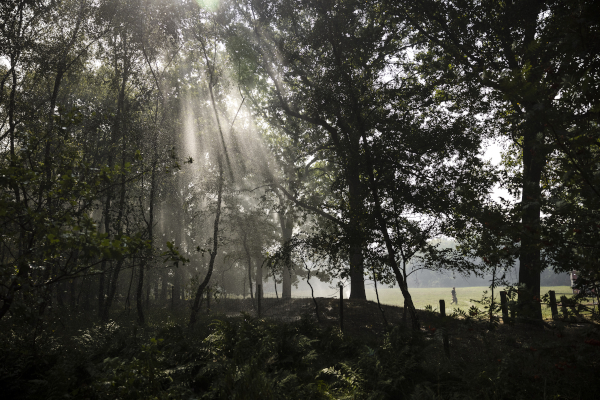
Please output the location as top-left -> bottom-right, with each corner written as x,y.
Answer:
365,286 -> 574,310
263,286 -> 584,319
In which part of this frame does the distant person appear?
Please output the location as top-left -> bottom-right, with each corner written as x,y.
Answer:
451,287 -> 458,305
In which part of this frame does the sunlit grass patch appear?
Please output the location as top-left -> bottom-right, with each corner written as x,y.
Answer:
365,286 -> 575,317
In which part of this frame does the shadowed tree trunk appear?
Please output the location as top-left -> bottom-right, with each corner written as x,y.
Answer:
360,132 -> 420,330
518,121 -> 545,321
243,232 -> 254,300
137,159 -> 157,326
100,32 -> 131,323
189,161 -> 224,330
279,212 -> 293,299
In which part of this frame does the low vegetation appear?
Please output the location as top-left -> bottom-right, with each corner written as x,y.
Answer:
1,297 -> 598,399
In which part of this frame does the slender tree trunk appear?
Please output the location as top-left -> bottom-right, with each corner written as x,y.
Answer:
138,162 -> 156,325
160,272 -> 168,302
154,279 -> 159,303
360,133 -> 420,330
373,265 -> 388,326
124,260 -> 135,313
0,58 -> 30,321
273,265 -> 278,299
98,262 -> 106,316
40,6 -> 84,316
172,179 -> 184,303
100,35 -> 130,322
243,233 -> 254,300
146,283 -> 150,309
101,259 -> 124,321
137,260 -> 145,324
189,162 -> 224,329
280,215 -> 293,299
101,161 -> 127,321
303,260 -> 320,322
98,205 -> 110,317
256,258 -> 263,299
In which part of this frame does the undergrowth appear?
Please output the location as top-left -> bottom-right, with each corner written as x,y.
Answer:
0,304 -> 599,399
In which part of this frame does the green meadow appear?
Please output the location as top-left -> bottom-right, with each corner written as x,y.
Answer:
365,286 -> 572,310
264,286 -> 578,319
263,285 -> 586,324
284,285 -> 575,316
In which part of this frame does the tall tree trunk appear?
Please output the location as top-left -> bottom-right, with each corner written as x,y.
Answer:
154,279 -> 159,303
189,162 -> 224,329
97,262 -> 106,316
0,56 -> 29,321
137,161 -> 156,326
243,232 -> 254,300
360,133 -> 420,330
146,283 -> 150,309
101,259 -> 124,321
100,159 -> 127,321
160,272 -> 168,302
100,34 -> 130,322
347,171 -> 366,300
518,123 -> 545,320
98,200 -> 111,317
172,175 -> 185,303
40,4 -> 84,316
137,260 -> 146,325
279,214 -> 293,299
256,258 -> 263,294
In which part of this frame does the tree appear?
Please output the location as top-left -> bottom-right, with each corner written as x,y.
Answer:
226,0 -> 491,330
189,158 -> 224,329
230,0 -> 412,299
0,0 -> 155,321
395,0 -> 600,319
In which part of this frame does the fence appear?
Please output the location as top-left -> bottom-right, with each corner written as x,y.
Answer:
176,286 -> 597,331
187,285 -> 414,332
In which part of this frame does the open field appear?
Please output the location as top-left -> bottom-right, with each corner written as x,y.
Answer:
365,286 -> 575,310
270,286 -> 578,319
279,286 -> 574,308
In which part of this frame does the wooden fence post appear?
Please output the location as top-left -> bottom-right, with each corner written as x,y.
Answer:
257,284 -> 262,318
339,284 -> 344,332
439,299 -> 450,357
500,291 -> 509,323
439,299 -> 446,317
549,290 -> 558,319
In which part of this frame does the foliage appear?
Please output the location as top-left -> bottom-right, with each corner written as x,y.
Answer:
395,0 -> 600,318
1,304 -> 599,399
0,107 -> 148,320
1,0 -> 600,396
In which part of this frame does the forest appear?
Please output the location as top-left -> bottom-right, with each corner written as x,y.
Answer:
1,0 -> 599,398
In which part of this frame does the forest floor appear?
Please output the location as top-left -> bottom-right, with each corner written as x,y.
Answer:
257,297 -> 600,398
2,297 -> 599,399
190,295 -> 600,397
205,295 -> 598,341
